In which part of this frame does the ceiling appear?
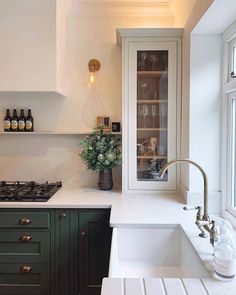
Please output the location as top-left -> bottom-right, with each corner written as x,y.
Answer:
67,0 -> 198,26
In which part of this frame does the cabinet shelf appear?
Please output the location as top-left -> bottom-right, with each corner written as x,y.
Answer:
137,128 -> 167,132
137,71 -> 166,78
137,100 -> 168,104
137,156 -> 167,160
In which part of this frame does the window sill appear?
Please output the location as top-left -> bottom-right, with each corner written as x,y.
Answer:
222,209 -> 236,229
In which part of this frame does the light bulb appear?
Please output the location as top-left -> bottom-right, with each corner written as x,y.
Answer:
90,72 -> 95,84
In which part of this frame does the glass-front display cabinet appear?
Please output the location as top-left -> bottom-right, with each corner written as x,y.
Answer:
117,29 -> 182,194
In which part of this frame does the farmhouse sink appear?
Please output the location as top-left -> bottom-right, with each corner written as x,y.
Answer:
109,226 -> 210,278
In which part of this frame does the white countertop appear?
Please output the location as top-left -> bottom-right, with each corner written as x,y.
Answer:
0,185 -> 235,294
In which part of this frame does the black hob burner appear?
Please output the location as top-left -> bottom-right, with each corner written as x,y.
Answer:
0,181 -> 62,202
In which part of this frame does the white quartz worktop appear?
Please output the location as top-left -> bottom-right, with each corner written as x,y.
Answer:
0,186 -> 236,294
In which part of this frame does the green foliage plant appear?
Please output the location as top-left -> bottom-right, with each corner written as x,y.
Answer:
80,126 -> 122,171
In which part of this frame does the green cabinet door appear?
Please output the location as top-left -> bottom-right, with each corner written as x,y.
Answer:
78,210 -> 112,295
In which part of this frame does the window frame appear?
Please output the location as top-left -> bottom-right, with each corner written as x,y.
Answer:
222,22 -> 236,225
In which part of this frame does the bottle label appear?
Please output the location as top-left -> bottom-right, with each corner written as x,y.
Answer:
11,120 -> 18,130
4,120 -> 11,130
26,121 -> 32,130
18,120 -> 25,130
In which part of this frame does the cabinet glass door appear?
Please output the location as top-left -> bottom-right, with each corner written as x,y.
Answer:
128,41 -> 177,191
137,50 -> 168,182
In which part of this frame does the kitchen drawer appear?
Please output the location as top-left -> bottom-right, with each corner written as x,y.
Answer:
0,263 -> 50,294
0,231 -> 50,263
0,211 -> 51,229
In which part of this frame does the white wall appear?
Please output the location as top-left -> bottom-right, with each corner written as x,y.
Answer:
180,0 -> 214,193
0,3 -> 174,188
188,34 -> 221,211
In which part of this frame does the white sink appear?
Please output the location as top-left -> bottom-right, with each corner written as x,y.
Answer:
109,226 -> 210,278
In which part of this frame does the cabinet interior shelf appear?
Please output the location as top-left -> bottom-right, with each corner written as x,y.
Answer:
137,71 -> 167,78
0,131 -> 122,136
137,156 -> 167,160
137,128 -> 167,131
137,100 -> 168,104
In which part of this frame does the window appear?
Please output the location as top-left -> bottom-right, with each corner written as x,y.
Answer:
222,26 -> 236,223
229,38 -> 236,79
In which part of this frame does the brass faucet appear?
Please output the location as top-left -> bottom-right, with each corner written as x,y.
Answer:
159,158 -> 218,246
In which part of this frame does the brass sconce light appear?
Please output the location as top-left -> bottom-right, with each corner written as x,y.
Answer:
88,59 -> 100,84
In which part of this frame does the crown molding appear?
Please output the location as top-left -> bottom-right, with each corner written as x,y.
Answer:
68,1 -> 173,17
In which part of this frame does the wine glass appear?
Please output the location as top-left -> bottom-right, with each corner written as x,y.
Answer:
143,105 -> 150,128
159,103 -> 167,128
149,54 -> 159,71
138,52 -> 148,71
138,105 -> 144,128
151,105 -> 157,128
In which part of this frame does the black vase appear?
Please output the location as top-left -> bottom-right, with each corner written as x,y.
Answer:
98,169 -> 113,190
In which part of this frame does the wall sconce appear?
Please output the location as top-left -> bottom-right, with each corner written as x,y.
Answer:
88,59 -> 100,84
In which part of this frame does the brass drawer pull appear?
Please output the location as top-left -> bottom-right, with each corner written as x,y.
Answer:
19,218 -> 32,225
20,266 -> 32,273
19,235 -> 32,241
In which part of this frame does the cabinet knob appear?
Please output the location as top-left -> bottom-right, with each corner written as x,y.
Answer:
19,218 -> 32,225
19,235 -> 32,241
60,212 -> 67,218
20,266 -> 32,273
81,231 -> 86,237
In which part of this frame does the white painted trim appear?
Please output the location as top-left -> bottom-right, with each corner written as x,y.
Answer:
117,28 -> 184,48
221,23 -> 236,224
223,20 -> 236,43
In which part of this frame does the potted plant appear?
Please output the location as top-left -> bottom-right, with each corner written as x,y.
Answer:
80,126 -> 122,190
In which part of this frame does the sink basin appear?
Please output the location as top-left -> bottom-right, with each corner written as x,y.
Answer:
109,226 -> 210,278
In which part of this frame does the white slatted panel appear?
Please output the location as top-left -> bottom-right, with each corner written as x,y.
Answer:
182,279 -> 208,295
125,278 -> 145,295
101,278 -> 123,295
163,278 -> 186,295
144,278 -> 166,295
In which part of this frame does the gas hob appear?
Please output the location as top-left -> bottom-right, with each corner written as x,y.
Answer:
0,181 -> 62,202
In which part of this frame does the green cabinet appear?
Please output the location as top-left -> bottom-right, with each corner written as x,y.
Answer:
0,209 -> 53,294
78,210 -> 112,295
0,208 -> 112,295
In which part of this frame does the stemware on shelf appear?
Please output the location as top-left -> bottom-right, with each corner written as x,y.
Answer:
151,105 -> 157,128
143,105 -> 150,128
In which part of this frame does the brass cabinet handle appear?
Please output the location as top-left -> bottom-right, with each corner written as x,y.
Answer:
19,218 -> 32,225
81,231 -> 86,237
20,266 -> 32,273
19,235 -> 32,241
60,212 -> 67,218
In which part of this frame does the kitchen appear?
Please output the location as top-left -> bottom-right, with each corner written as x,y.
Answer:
0,0 -> 236,294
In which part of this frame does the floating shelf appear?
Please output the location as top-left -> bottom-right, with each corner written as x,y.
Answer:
137,71 -> 166,78
0,131 -> 122,136
137,100 -> 168,104
137,156 -> 167,160
137,128 -> 167,132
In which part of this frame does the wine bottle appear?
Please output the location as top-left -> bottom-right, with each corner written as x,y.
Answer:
11,109 -> 18,132
4,109 -> 11,132
25,109 -> 34,132
18,109 -> 25,132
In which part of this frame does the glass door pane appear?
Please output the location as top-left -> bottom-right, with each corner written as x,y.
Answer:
137,50 -> 168,181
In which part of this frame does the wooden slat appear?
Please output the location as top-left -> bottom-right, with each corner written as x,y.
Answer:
163,278 -> 186,295
101,278 -> 123,295
125,278 -> 145,295
144,278 -> 166,295
182,279 -> 208,295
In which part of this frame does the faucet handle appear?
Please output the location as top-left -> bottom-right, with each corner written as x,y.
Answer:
183,206 -> 199,211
